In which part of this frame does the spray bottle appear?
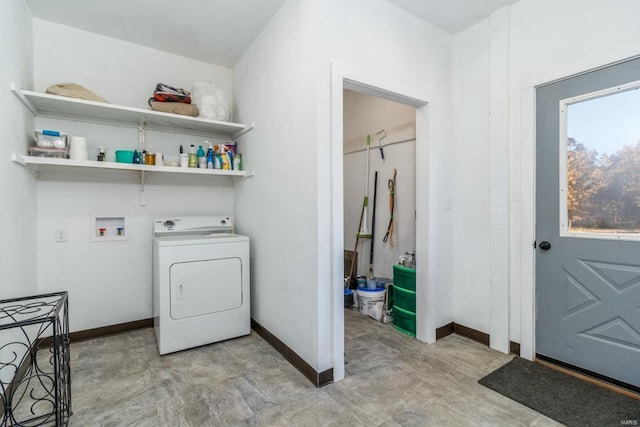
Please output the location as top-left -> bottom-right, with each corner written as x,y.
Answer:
220,146 -> 231,170
197,145 -> 206,168
213,145 -> 222,169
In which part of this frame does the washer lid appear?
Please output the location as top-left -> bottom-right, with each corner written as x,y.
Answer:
154,216 -> 233,237
155,233 -> 249,246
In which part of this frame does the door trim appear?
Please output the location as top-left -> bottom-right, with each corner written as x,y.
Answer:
519,41 -> 640,361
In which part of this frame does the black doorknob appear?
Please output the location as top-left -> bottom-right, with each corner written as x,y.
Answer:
539,241 -> 551,251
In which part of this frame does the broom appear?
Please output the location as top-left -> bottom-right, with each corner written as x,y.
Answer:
357,135 -> 372,239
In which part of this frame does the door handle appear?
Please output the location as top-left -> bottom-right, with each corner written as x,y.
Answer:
538,241 -> 551,251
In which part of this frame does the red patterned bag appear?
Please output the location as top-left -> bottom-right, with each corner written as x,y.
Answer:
149,83 -> 191,105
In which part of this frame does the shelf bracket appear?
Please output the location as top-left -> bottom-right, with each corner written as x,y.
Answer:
139,170 -> 147,206
10,82 -> 37,116
138,117 -> 147,152
231,121 -> 255,141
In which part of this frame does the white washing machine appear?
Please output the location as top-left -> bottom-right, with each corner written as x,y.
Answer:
153,216 -> 250,355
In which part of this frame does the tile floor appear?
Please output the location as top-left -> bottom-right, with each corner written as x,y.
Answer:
67,309 -> 561,426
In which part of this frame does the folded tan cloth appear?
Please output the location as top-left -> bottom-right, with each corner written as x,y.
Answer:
149,101 -> 199,117
45,83 -> 108,103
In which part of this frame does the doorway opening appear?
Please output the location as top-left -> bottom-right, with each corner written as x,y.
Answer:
342,89 -> 417,374
330,68 -> 431,382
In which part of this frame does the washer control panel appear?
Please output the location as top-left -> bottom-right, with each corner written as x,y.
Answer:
154,216 -> 233,236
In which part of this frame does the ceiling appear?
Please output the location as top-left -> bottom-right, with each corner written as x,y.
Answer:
387,0 -> 518,34
25,0 -> 286,68
26,0 -> 517,68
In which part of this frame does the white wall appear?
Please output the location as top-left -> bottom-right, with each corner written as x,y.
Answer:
343,89 -> 415,141
0,0 -> 35,386
234,0 -> 454,376
32,20 -> 237,332
33,19 -> 233,111
509,0 -> 640,355
0,0 -> 35,299
451,20 -> 491,334
233,0 -> 321,370
343,90 -> 415,280
452,0 -> 640,353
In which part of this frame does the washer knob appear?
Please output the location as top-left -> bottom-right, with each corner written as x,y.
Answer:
163,220 -> 175,228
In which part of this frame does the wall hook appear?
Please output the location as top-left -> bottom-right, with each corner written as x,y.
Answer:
376,129 -> 386,161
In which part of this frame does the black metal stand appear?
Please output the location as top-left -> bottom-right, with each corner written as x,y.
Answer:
0,291 -> 71,426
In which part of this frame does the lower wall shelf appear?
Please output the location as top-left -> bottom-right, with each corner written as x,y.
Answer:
12,154 -> 255,177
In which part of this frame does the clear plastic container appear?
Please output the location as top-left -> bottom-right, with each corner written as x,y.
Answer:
35,130 -> 67,149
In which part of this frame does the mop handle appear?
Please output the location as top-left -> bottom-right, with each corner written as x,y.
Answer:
369,171 -> 378,278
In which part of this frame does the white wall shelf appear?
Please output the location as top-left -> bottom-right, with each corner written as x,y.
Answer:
10,83 -> 255,206
11,84 -> 255,140
12,154 -> 255,177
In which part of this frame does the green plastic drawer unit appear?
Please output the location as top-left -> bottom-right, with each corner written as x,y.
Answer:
393,305 -> 416,337
393,285 -> 416,312
393,264 -> 416,291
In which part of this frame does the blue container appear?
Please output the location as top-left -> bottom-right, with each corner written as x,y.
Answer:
375,277 -> 392,288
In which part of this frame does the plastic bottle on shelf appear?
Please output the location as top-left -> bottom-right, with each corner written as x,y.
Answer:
213,145 -> 222,169
197,145 -> 206,168
206,146 -> 214,169
226,150 -> 233,170
179,145 -> 188,168
217,145 -> 229,170
233,153 -> 242,171
133,150 -> 140,164
188,144 -> 197,168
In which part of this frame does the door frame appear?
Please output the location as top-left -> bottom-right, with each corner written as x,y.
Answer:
330,61 -> 432,382
519,42 -> 640,360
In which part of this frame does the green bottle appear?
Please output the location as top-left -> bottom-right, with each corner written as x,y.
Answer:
188,144 -> 197,168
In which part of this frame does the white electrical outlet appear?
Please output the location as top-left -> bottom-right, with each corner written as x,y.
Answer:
55,227 -> 67,243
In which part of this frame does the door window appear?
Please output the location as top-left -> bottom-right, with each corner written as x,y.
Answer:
560,82 -> 640,239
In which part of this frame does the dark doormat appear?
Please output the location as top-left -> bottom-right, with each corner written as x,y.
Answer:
479,357 -> 640,427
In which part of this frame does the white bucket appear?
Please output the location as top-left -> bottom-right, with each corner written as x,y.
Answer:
358,287 -> 385,321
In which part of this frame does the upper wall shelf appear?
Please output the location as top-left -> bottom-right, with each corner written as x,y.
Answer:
10,84 -> 254,140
